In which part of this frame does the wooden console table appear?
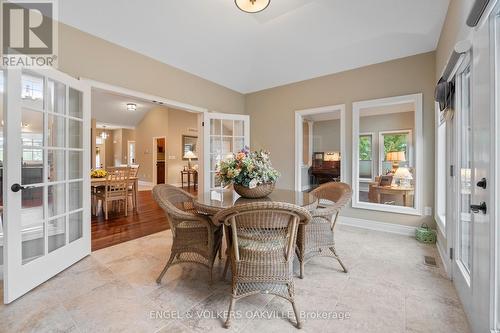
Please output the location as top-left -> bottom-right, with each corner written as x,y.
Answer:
368,184 -> 414,207
181,170 -> 198,190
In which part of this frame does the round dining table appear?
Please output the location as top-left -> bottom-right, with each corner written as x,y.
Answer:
194,188 -> 318,216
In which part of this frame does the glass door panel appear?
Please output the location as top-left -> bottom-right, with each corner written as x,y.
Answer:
458,63 -> 472,275
205,113 -> 250,190
3,68 -> 90,304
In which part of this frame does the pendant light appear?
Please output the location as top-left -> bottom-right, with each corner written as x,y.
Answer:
235,0 -> 270,13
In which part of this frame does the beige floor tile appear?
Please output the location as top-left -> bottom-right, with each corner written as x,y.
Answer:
0,225 -> 470,333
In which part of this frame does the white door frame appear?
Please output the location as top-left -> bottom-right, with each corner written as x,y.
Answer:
127,140 -> 136,165
80,79 -> 208,192
152,136 -> 167,185
3,67 -> 91,303
294,104 -> 346,192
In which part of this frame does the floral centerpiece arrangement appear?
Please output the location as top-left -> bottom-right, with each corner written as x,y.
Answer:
91,169 -> 108,178
216,147 -> 280,198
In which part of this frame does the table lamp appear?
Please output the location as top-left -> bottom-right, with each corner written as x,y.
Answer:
324,152 -> 341,162
394,167 -> 413,188
184,151 -> 197,170
386,151 -> 406,173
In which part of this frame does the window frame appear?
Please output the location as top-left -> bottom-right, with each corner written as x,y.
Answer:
378,129 -> 413,176
358,132 -> 375,182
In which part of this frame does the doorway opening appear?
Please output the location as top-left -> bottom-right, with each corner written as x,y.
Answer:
85,79 -> 206,250
294,105 -> 346,192
153,137 -> 166,185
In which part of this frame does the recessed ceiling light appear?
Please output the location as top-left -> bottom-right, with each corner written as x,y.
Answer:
235,0 -> 270,13
126,103 -> 137,111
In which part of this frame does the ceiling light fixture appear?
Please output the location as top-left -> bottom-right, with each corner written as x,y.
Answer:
126,103 -> 137,111
100,126 -> 109,140
235,0 -> 270,13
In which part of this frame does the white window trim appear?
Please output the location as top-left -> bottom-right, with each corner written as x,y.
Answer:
352,93 -> 423,216
359,132 -> 375,182
434,102 -> 446,237
294,104 -> 347,191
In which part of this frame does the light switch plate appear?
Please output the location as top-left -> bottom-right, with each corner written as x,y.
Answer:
424,206 -> 432,216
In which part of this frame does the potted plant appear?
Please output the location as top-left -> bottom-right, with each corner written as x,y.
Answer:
216,147 -> 280,198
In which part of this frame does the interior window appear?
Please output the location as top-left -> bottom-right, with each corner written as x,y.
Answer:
359,134 -> 373,179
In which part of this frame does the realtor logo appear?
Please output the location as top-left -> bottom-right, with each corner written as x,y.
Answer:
1,0 -> 58,67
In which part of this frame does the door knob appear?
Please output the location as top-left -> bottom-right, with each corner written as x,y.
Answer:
470,202 -> 487,214
476,178 -> 487,189
11,183 -> 25,192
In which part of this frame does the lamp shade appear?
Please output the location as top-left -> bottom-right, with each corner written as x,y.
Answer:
183,151 -> 197,159
386,151 -> 406,162
235,0 -> 270,13
394,167 -> 413,179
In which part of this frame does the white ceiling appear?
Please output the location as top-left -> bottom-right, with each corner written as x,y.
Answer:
59,0 -> 449,93
92,88 -> 160,128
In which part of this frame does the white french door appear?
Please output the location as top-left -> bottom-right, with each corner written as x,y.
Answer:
450,4 -> 497,331
2,68 -> 91,304
203,113 -> 250,190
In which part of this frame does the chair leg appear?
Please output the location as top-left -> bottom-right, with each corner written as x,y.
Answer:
124,198 -> 128,217
330,246 -> 348,273
104,201 -> 108,220
288,285 -> 302,329
222,257 -> 230,280
224,296 -> 237,328
156,254 -> 175,284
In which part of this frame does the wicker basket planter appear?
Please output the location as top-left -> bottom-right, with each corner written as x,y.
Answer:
233,183 -> 275,199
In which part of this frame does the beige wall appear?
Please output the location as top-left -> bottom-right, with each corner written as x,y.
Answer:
135,107 -> 169,182
58,23 -> 245,115
95,129 -> 113,168
167,109 -> 199,185
312,119 -> 341,153
360,111 -> 415,177
434,0 -> 474,254
121,129 -> 137,165
246,52 -> 436,227
435,0 -> 474,78
134,107 -> 198,184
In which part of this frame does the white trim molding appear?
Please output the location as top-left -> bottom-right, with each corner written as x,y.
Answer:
337,216 -> 417,236
294,104 -> 347,192
351,93 -> 424,216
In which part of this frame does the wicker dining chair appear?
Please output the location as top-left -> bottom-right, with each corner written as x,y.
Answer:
152,184 -> 223,284
296,182 -> 352,278
213,202 -> 312,329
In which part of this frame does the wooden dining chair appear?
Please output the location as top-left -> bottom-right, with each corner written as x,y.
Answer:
213,202 -> 311,329
296,181 -> 352,278
127,165 -> 139,210
95,170 -> 130,220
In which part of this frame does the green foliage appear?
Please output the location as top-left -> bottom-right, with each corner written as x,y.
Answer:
384,134 -> 408,154
359,135 -> 372,161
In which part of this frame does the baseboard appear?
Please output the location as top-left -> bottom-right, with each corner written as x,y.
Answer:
138,181 -> 154,187
338,216 -> 417,236
437,238 -> 451,278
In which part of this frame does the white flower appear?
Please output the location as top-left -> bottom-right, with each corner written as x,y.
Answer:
249,179 -> 258,189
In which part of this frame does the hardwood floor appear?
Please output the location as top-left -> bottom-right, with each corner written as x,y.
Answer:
91,186 -> 198,251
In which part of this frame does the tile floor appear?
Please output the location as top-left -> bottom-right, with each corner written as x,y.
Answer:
0,225 -> 471,333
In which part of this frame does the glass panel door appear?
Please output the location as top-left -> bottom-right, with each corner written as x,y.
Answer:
204,113 -> 250,190
3,68 -> 90,304
457,61 -> 472,277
